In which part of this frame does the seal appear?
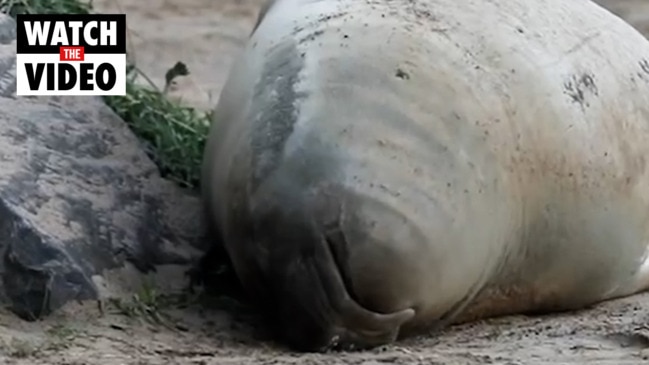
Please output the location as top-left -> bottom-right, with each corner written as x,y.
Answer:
201,0 -> 649,352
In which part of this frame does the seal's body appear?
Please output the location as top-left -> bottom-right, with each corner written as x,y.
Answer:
201,0 -> 649,351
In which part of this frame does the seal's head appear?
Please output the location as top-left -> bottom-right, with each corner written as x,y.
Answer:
223,167 -> 417,351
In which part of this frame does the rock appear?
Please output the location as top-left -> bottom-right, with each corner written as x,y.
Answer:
0,14 -> 209,320
0,15 -> 16,45
0,16 -> 16,98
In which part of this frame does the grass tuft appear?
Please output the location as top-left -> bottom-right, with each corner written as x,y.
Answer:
103,66 -> 212,188
4,0 -> 212,189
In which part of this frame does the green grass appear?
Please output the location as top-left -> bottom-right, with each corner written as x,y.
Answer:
104,66 -> 212,188
3,0 -> 212,189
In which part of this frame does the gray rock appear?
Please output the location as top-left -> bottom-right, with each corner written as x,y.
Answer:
0,14 -> 16,45
0,16 -> 16,97
0,13 -> 209,320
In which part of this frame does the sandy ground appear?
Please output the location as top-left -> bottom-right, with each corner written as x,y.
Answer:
2,0 -> 649,364
92,0 -> 266,111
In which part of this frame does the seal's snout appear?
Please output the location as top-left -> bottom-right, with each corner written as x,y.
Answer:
244,184 -> 415,351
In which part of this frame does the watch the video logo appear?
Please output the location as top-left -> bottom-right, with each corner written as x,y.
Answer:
16,14 -> 126,96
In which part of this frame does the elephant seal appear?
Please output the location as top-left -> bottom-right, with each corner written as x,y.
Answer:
201,0 -> 649,352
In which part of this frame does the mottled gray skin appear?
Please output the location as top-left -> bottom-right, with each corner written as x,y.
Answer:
202,0 -> 649,352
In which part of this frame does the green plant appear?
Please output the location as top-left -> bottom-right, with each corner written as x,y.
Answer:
104,64 -> 211,188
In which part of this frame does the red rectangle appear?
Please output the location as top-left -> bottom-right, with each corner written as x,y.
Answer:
59,46 -> 85,61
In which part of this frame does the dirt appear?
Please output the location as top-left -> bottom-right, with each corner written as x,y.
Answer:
2,0 -> 649,364
1,282 -> 649,365
91,0 -> 265,111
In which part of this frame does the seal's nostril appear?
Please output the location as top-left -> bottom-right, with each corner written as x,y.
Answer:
324,221 -> 358,304
320,213 -> 416,349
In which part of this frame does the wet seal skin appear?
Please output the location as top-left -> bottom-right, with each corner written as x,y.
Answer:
201,0 -> 649,352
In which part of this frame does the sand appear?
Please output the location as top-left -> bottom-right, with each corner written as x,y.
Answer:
2,0 -> 649,364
